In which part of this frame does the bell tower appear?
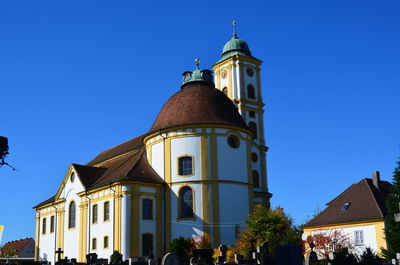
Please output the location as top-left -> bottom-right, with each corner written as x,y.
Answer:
212,22 -> 271,206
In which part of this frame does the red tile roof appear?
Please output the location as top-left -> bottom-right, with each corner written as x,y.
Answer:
303,178 -> 391,227
1,238 -> 33,255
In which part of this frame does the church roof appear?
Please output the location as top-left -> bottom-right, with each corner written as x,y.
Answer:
303,178 -> 391,228
150,82 -> 250,133
215,35 -> 261,64
34,148 -> 163,209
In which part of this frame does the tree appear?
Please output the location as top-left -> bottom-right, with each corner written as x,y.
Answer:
358,247 -> 383,265
331,248 -> 358,265
305,230 -> 353,260
234,205 -> 302,257
169,237 -> 193,262
110,251 -> 123,264
381,159 -> 400,260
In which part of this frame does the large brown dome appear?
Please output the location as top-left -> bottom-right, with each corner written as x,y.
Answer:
150,82 -> 249,132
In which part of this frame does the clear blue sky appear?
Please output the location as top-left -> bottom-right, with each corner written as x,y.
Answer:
1,0 -> 399,245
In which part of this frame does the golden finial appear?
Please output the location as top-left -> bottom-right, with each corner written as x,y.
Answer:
233,20 -> 237,37
195,58 -> 200,68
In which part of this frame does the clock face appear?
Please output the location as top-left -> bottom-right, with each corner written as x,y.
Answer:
247,67 -> 254,77
221,70 -> 227,79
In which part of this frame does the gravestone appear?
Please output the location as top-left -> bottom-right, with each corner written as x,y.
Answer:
161,253 -> 180,265
275,244 -> 303,265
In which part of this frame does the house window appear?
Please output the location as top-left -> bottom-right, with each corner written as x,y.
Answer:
50,216 -> 55,233
92,238 -> 97,250
248,122 -> 258,139
222,87 -> 228,95
354,230 -> 364,245
253,170 -> 260,188
142,199 -> 153,220
42,218 -> 47,235
247,85 -> 255,99
142,234 -> 153,257
179,186 -> 194,218
104,201 -> 110,221
68,201 -> 76,228
104,236 -> 109,249
249,111 -> 256,118
92,204 -> 98,223
178,156 -> 193,176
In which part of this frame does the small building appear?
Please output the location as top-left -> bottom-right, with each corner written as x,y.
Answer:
0,238 -> 35,264
303,171 -> 391,257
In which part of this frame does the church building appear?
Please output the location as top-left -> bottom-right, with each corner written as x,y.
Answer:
33,27 -> 271,264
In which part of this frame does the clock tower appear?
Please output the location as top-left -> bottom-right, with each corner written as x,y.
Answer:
212,22 -> 271,206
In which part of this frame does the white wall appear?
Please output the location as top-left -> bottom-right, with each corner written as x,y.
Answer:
217,135 -> 247,183
38,211 -> 56,264
311,225 -> 378,257
218,184 -> 249,245
151,142 -> 164,179
171,136 -> 201,182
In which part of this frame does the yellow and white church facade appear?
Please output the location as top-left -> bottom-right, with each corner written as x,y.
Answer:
34,29 -> 271,264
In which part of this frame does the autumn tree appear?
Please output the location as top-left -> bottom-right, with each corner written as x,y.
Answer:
305,230 -> 353,260
234,205 -> 302,258
381,159 -> 400,260
0,245 -> 18,257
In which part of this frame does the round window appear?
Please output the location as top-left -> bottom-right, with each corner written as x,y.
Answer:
70,172 -> 75,183
227,135 -> 240,148
247,67 -> 254,77
251,153 -> 258,162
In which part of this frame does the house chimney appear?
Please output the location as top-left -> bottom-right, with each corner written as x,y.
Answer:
372,171 -> 380,189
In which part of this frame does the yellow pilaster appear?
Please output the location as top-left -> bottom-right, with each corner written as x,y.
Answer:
164,137 -> 172,250
34,213 -> 40,261
114,186 -> 122,252
78,202 -> 88,262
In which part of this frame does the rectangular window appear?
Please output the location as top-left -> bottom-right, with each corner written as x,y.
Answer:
104,202 -> 110,221
142,234 -> 153,257
92,204 -> 98,223
50,216 -> 55,233
92,238 -> 97,250
354,230 -> 364,245
179,156 -> 193,176
104,236 -> 109,249
42,218 -> 47,235
142,199 -> 153,220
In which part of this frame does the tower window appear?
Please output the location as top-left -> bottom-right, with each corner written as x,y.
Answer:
251,153 -> 258,162
104,236 -> 109,249
178,156 -> 193,176
246,67 -> 254,77
50,216 -> 55,233
92,238 -> 97,250
227,135 -> 240,148
142,199 -> 153,220
92,204 -> 98,223
253,170 -> 260,188
68,201 -> 76,229
222,87 -> 228,95
104,201 -> 110,221
248,122 -> 258,139
42,218 -> 47,235
142,234 -> 153,257
247,85 -> 255,99
249,111 -> 256,118
179,186 -> 194,218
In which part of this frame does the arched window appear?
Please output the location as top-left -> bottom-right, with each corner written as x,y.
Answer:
68,201 -> 76,228
253,170 -> 260,188
92,204 -> 98,224
104,201 -> 110,221
178,156 -> 193,176
247,85 -> 255,99
249,122 -> 258,139
179,186 -> 194,218
222,87 -> 228,95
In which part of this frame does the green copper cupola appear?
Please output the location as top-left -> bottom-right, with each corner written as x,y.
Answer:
181,59 -> 214,88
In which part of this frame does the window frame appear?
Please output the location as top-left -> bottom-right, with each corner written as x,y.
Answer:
142,233 -> 154,257
42,218 -> 47,235
177,155 -> 195,177
247,84 -> 256,99
354,230 -> 364,246
92,204 -> 98,224
92,238 -> 97,250
68,201 -> 76,229
104,201 -> 110,222
50,216 -> 55,233
248,122 -> 258,139
104,236 -> 109,249
178,185 -> 195,220
253,170 -> 260,188
142,198 -> 153,220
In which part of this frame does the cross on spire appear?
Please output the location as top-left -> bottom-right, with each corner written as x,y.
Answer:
233,20 -> 237,38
